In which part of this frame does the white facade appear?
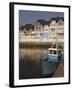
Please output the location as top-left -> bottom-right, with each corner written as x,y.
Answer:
48,20 -> 64,43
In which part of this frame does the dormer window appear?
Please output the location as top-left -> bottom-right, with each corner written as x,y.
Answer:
58,19 -> 63,25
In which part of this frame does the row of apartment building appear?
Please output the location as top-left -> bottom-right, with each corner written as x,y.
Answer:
19,16 -> 64,43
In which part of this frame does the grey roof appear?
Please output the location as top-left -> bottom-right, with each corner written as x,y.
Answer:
51,16 -> 64,23
36,19 -> 50,26
19,25 -> 24,30
37,19 -> 46,26
24,24 -> 34,30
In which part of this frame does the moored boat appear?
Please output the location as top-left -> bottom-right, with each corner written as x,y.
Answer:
48,48 -> 63,62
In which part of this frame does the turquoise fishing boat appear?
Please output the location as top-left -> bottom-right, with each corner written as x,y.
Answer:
48,48 -> 63,62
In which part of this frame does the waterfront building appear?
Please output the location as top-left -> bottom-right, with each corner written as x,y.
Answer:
48,17 -> 64,43
19,16 -> 64,43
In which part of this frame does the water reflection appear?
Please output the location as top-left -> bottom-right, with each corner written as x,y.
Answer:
19,47 -> 64,79
19,48 -> 48,62
19,48 -> 49,79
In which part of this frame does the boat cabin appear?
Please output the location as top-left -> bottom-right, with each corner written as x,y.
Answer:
48,48 -> 63,62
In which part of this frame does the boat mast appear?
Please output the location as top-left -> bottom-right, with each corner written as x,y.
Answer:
56,28 -> 58,49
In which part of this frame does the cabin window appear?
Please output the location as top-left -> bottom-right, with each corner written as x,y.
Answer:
49,50 -> 57,54
49,50 -> 52,54
54,51 -> 57,54
58,51 -> 61,55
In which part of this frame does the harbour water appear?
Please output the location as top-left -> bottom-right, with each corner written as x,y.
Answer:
19,47 -> 48,79
19,46 -> 64,79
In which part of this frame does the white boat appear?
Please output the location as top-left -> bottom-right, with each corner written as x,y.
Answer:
48,47 -> 63,62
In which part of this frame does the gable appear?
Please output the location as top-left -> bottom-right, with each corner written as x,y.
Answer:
35,22 -> 42,27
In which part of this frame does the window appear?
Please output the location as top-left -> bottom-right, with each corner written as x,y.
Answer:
59,22 -> 63,25
49,50 -> 52,54
58,51 -> 61,55
49,50 -> 57,54
36,27 -> 41,31
51,28 -> 55,31
54,51 -> 57,54
58,20 -> 64,25
40,33 -> 44,36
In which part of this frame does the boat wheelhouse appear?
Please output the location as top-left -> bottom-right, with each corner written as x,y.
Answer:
48,48 -> 63,62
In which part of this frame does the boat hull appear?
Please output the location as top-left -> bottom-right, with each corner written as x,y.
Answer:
40,59 -> 59,76
48,54 -> 63,62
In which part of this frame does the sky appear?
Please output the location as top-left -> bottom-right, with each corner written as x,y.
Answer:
19,10 -> 64,27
